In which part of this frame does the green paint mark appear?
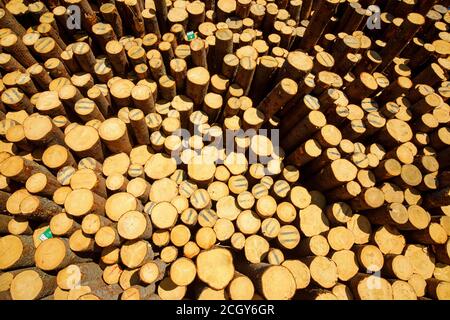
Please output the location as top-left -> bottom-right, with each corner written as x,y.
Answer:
39,227 -> 53,241
187,31 -> 196,41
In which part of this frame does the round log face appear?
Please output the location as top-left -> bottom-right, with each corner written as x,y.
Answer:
0,235 -> 24,270
0,0 -> 448,302
196,248 -> 235,290
34,238 -> 67,271
10,270 -> 43,300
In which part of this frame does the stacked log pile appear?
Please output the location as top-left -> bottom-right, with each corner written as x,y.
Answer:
0,0 -> 449,300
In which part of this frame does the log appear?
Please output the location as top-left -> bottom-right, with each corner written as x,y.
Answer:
76,283 -> 123,300
57,262 -> 103,290
140,259 -> 167,284
19,195 -> 62,221
64,125 -> 104,162
65,189 -> 105,217
68,229 -> 95,253
350,273 -> 393,300
10,268 -> 56,300
298,0 -> 339,52
35,237 -> 90,271
0,8 -> 26,37
382,254 -> 414,281
196,248 -> 234,290
121,284 -> 157,300
50,212 -> 79,237
1,156 -> 53,184
98,118 -> 132,154
1,34 -> 37,67
120,240 -> 154,269
281,110 -> 327,152
0,235 -> 35,270
186,67 -> 210,106
227,271 -> 254,300
235,261 -> 296,300
378,13 -> 426,72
